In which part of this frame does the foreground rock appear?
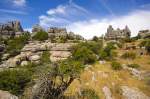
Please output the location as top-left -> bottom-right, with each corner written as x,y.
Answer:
102,86 -> 113,99
121,86 -> 150,99
0,90 -> 18,99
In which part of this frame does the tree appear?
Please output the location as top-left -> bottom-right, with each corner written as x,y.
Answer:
0,69 -> 31,95
32,31 -> 48,41
92,36 -> 99,42
32,60 -> 84,99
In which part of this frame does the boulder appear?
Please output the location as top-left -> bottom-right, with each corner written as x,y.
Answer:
0,90 -> 18,99
21,61 -> 28,66
121,86 -> 150,99
102,86 -> 113,99
29,55 -> 40,61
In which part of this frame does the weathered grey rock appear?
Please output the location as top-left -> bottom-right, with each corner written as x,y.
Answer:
121,86 -> 150,99
102,86 -> 113,99
138,30 -> 150,39
0,21 -> 23,38
21,61 -> 28,66
105,25 -> 131,40
0,90 -> 18,99
29,55 -> 40,61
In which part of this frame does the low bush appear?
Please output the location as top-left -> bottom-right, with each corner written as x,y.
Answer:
0,69 -> 31,95
111,61 -> 122,70
121,52 -> 136,60
32,31 -> 48,41
81,89 -> 99,99
127,64 -> 140,68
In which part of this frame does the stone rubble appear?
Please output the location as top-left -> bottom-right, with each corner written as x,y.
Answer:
0,90 -> 18,99
121,86 -> 150,99
102,86 -> 113,99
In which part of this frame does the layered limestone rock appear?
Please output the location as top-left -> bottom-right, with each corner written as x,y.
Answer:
138,30 -> 150,38
0,90 -> 18,99
0,41 -> 75,68
47,27 -> 67,38
0,21 -> 24,38
105,25 -> 131,40
121,86 -> 150,99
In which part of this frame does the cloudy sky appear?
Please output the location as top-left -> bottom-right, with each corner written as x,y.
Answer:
0,0 -> 150,39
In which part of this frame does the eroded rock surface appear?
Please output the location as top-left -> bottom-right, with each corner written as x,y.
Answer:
121,86 -> 150,99
0,90 -> 18,99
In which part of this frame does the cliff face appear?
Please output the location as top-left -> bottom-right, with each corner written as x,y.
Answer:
0,21 -> 24,38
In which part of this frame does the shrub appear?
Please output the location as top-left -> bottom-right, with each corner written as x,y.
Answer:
121,52 -> 136,60
127,64 -> 140,68
32,31 -> 48,41
72,46 -> 97,64
140,39 -> 150,54
111,61 -> 122,70
0,69 -> 31,95
6,34 -> 29,56
41,51 -> 51,63
81,89 -> 99,99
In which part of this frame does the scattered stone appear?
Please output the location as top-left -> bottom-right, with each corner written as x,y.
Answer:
99,60 -> 106,64
29,55 -> 40,61
21,61 -> 28,66
121,86 -> 150,99
102,86 -> 113,99
0,90 -> 18,99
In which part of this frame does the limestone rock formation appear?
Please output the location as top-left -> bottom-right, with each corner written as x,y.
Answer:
48,27 -> 67,38
0,90 -> 18,99
121,86 -> 149,99
0,21 -> 24,38
32,24 -> 44,33
102,86 -> 113,99
105,25 -> 131,40
138,30 -> 150,39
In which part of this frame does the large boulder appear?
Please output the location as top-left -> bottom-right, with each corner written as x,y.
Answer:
0,90 -> 18,99
29,55 -> 40,61
121,86 -> 149,99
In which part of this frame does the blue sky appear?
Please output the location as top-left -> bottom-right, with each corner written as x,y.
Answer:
0,0 -> 150,39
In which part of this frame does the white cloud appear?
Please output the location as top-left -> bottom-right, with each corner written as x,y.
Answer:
12,0 -> 26,7
67,10 -> 150,39
39,1 -> 89,28
0,9 -> 27,15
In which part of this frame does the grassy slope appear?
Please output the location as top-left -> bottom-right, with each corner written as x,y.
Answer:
65,41 -> 150,99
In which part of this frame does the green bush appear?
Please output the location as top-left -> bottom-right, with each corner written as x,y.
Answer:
41,51 -> 51,63
81,89 -> 99,99
6,34 -> 30,56
32,31 -> 48,41
127,64 -> 140,68
121,52 -> 136,60
140,39 -> 150,54
0,69 -> 31,95
111,61 -> 122,70
72,46 -> 97,64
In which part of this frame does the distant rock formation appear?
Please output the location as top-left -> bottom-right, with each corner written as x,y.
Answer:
48,27 -> 67,38
138,30 -> 150,39
32,24 -> 44,33
105,25 -> 131,40
0,21 -> 24,38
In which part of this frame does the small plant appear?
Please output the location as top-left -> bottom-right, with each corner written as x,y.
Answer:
32,31 -> 48,41
0,69 -> 31,95
121,52 -> 136,60
111,61 -> 122,70
127,64 -> 140,68
81,89 -> 99,99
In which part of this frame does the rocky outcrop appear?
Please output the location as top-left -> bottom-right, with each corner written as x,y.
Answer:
0,21 -> 24,38
102,86 -> 113,99
0,90 -> 18,99
0,41 -> 75,69
32,24 -> 44,34
48,27 -> 67,38
105,25 -> 131,40
121,86 -> 149,99
138,30 -> 150,39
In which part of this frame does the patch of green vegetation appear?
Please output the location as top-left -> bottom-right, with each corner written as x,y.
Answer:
121,52 -> 136,60
80,89 -> 100,99
127,64 -> 140,68
6,33 -> 30,56
41,51 -> 51,64
32,31 -> 48,41
140,39 -> 150,54
0,69 -> 32,95
111,61 -> 122,70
